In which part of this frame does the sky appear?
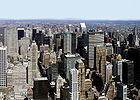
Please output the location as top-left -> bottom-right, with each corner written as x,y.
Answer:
0,0 -> 139,20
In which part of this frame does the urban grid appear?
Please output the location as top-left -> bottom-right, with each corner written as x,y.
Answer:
0,19 -> 140,100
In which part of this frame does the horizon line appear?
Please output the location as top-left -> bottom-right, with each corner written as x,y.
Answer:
0,18 -> 140,21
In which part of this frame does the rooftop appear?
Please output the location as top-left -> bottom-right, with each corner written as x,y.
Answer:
34,77 -> 48,81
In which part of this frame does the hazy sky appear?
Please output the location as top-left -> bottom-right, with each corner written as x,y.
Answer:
0,0 -> 139,20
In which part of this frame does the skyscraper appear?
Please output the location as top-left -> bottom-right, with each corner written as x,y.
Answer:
4,27 -> 18,57
56,75 -> 65,99
113,60 -> 122,81
94,45 -> 106,81
64,53 -> 80,81
71,33 -> 76,54
63,32 -> 71,54
33,77 -> 48,100
28,41 -> 38,85
122,60 -> 134,86
75,59 -> 86,100
105,62 -> 112,84
87,31 -> 104,69
80,23 -> 87,34
69,68 -> 79,100
117,83 -> 127,100
17,28 -> 24,40
0,46 -> 7,86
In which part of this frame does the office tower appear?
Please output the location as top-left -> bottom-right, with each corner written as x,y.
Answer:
87,31 -> 104,69
56,75 -> 65,99
105,43 -> 113,55
117,83 -> 127,100
32,28 -> 37,40
60,83 -> 69,100
71,33 -> 76,54
128,26 -> 139,47
17,28 -> 24,40
4,27 -> 18,56
33,77 -> 48,100
63,32 -> 71,54
0,46 -> 7,86
18,37 -> 30,57
127,47 -> 140,88
25,28 -> 32,38
68,24 -> 72,32
105,62 -> 112,84
112,60 -> 122,81
69,68 -> 79,100
132,26 -> 139,46
43,36 -> 52,48
28,41 -> 38,85
80,23 -> 87,34
122,60 -> 134,86
55,34 -> 62,52
0,27 -> 5,45
35,32 -> 44,50
75,59 -> 86,100
94,45 -> 106,81
64,53 -> 80,81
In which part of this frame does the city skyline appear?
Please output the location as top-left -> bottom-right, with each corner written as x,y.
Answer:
0,0 -> 140,20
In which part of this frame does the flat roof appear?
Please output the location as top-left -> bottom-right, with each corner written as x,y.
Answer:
34,77 -> 48,81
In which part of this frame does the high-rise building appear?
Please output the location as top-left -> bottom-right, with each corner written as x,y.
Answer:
75,59 -> 86,100
117,82 -> 127,100
122,60 -> 134,86
17,28 -> 25,40
71,33 -> 76,54
87,31 -> 104,69
105,62 -> 112,84
55,34 -> 62,52
105,43 -> 113,55
127,47 -> 140,88
56,75 -> 65,99
0,27 -> 5,45
80,23 -> 87,34
132,26 -> 139,47
32,28 -> 37,40
60,83 -> 69,100
18,37 -> 30,58
63,32 -> 71,54
112,60 -> 122,81
94,45 -> 106,81
35,32 -> 44,50
4,27 -> 18,56
0,46 -> 7,86
28,41 -> 38,85
64,53 -> 80,81
69,68 -> 79,100
33,77 -> 48,100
